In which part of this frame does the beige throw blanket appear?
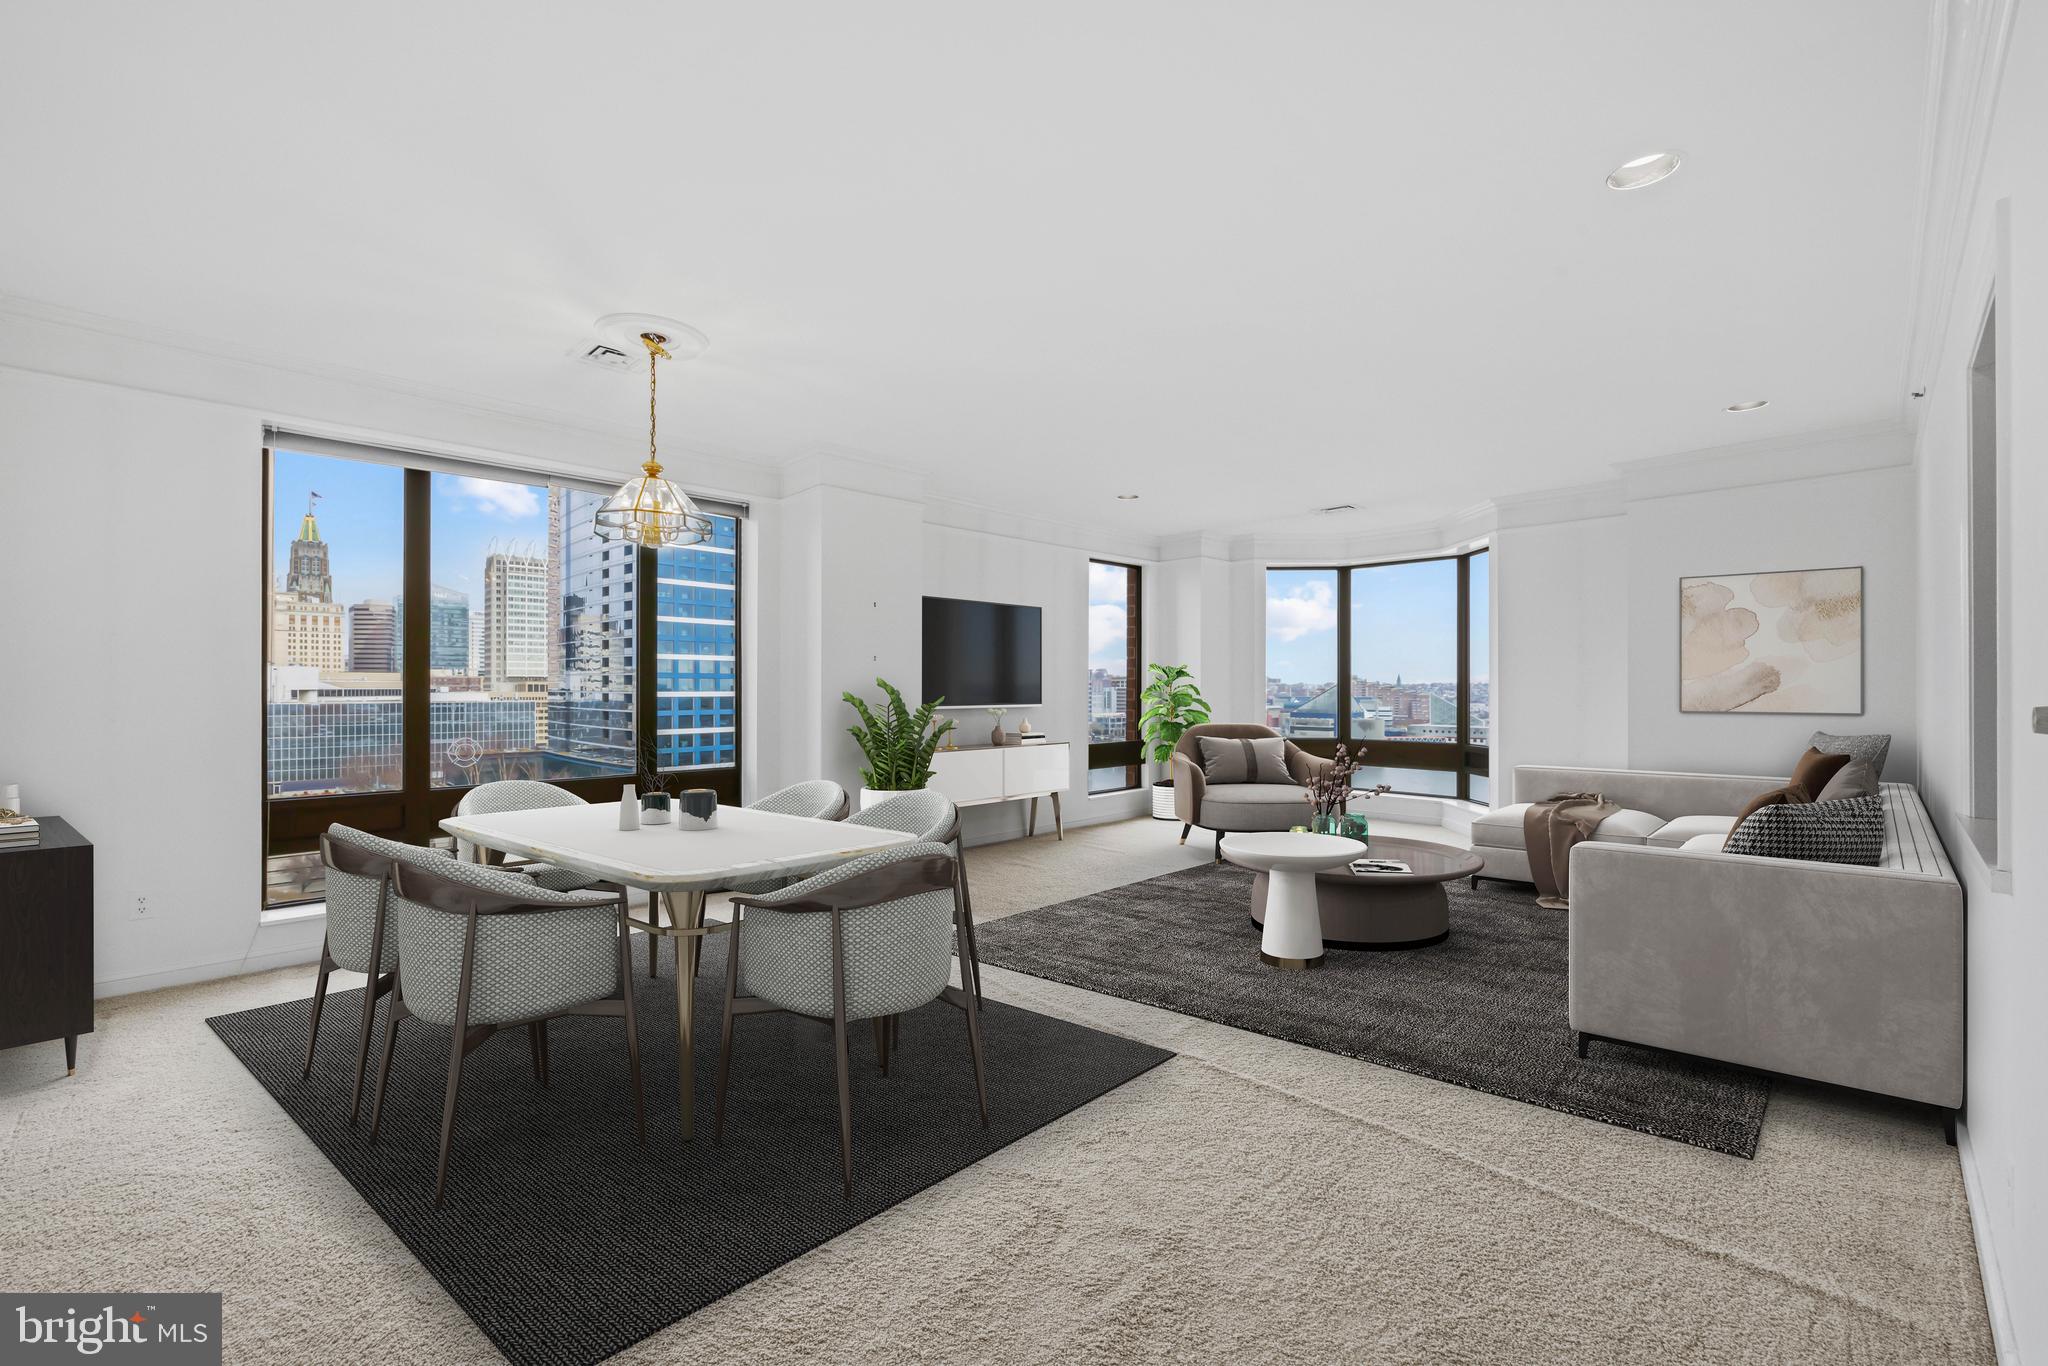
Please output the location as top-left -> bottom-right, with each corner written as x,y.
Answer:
1523,792 -> 1621,910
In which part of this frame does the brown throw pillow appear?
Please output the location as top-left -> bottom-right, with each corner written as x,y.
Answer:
1789,747 -> 1852,800
1723,783 -> 1811,851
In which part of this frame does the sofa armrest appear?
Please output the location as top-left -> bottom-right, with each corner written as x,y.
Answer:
1567,842 -> 1964,1108
1172,752 -> 1207,824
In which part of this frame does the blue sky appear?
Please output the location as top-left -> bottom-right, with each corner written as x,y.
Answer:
272,450 -> 550,609
1266,557 -> 1489,686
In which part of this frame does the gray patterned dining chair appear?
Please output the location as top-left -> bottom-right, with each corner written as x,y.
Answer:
713,842 -> 987,1198
847,790 -> 981,1002
716,780 -> 855,907
305,825 -> 457,1123
452,780 -> 608,892
365,852 -> 645,1207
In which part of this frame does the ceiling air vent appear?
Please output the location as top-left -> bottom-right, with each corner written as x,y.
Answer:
1316,503 -> 1358,514
570,342 -> 636,372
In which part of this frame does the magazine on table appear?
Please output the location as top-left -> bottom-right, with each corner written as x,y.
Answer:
1349,857 -> 1411,875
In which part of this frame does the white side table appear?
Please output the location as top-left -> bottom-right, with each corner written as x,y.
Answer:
1220,832 -> 1368,969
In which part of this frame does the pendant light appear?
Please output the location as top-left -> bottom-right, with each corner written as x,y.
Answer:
593,330 -> 713,548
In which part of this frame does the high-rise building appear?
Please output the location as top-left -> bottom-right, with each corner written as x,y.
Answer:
481,550 -> 548,692
347,599 -> 398,672
468,613 -> 486,677
284,493 -> 333,601
270,593 -> 345,670
392,583 -> 471,673
549,490 -> 638,770
652,511 -> 739,770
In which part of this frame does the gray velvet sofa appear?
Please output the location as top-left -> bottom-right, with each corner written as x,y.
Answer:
1479,764 -> 1964,1124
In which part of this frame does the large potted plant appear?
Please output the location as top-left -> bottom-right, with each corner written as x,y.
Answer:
1137,662 -> 1212,820
843,678 -> 956,811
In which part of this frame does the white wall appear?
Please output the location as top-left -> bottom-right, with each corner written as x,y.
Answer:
1491,513 -> 1629,794
1909,3 -> 2046,1355
1622,458 -> 1919,782
922,523 -> 1153,843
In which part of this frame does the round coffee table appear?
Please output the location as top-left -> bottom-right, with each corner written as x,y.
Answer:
1219,832 -> 1367,970
1247,835 -> 1481,949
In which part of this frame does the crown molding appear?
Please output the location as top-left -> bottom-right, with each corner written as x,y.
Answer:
1155,532 -> 1233,561
925,496 -> 1162,562
1901,0 -> 2018,399
0,291 -> 785,498
1488,480 -> 1626,528
1614,419 -> 1911,502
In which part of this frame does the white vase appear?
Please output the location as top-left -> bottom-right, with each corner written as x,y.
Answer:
619,785 -> 640,831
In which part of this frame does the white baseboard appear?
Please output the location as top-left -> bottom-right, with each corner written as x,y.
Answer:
94,939 -> 324,999
1957,1118 -> 2023,1364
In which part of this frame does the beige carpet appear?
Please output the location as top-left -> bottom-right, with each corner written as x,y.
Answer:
0,816 -> 1993,1365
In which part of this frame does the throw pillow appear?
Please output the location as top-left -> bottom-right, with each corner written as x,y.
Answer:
1722,783 -> 1810,851
1723,794 -> 1884,866
1815,757 -> 1879,802
1808,730 -> 1892,782
1789,746 -> 1853,799
1197,735 -> 1294,785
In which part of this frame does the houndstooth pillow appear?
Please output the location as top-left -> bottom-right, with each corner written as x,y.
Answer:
1723,794 -> 1884,866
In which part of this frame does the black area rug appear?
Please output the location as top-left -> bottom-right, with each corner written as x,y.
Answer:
208,936 -> 1170,1366
975,863 -> 1769,1158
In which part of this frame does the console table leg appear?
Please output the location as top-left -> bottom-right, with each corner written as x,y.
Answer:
64,1034 -> 77,1076
1051,792 -> 1063,840
1027,798 -> 1038,839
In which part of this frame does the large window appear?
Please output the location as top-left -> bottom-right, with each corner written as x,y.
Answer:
1086,560 -> 1141,793
263,443 -> 742,908
1264,549 -> 1489,803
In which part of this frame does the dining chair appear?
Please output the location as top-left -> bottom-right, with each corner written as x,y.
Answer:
713,841 -> 987,1199
847,791 -> 981,1003
715,780 -> 855,908
304,825 -> 454,1123
452,780 -> 609,892
367,854 -> 645,1207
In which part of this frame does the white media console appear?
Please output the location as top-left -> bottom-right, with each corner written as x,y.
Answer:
927,741 -> 1070,838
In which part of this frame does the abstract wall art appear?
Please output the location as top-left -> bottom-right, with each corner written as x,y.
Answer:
1679,566 -> 1864,713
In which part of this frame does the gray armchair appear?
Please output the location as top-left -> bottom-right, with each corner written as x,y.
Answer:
1172,722 -> 1335,857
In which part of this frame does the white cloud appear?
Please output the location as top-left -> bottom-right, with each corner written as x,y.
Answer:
1087,561 -> 1126,600
1089,602 -> 1127,666
453,476 -> 541,519
1266,579 -> 1336,642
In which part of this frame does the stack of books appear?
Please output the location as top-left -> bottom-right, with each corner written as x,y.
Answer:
1018,734 -> 1054,746
0,813 -> 39,849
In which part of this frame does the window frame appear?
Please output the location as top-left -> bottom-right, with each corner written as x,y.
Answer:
1086,558 -> 1143,793
1265,547 -> 1489,802
259,446 -> 743,908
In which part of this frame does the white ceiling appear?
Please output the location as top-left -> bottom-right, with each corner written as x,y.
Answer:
0,1 -> 1932,537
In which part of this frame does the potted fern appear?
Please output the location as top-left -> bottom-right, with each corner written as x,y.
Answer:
1138,662 -> 1212,820
843,678 -> 957,811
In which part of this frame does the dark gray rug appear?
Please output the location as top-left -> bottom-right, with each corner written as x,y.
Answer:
208,935 -> 1170,1366
974,863 -> 1769,1158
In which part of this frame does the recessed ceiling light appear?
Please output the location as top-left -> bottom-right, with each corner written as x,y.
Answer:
1605,151 -> 1683,191
1116,493 -> 1139,500
1725,399 -> 1769,412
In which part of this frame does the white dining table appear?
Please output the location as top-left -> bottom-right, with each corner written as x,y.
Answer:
438,801 -> 919,1141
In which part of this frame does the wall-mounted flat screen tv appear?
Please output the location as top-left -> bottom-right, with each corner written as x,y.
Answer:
922,596 -> 1043,707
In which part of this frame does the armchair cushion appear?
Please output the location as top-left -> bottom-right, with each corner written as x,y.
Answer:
1200,784 -> 1312,831
1197,735 -> 1294,785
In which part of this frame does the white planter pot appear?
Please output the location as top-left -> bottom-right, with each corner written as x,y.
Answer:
860,787 -> 914,812
1151,781 -> 1177,821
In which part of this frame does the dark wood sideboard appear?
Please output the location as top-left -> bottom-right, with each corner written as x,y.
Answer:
0,817 -> 93,1074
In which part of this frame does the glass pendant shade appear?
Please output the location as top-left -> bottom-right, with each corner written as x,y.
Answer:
593,461 -> 714,547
